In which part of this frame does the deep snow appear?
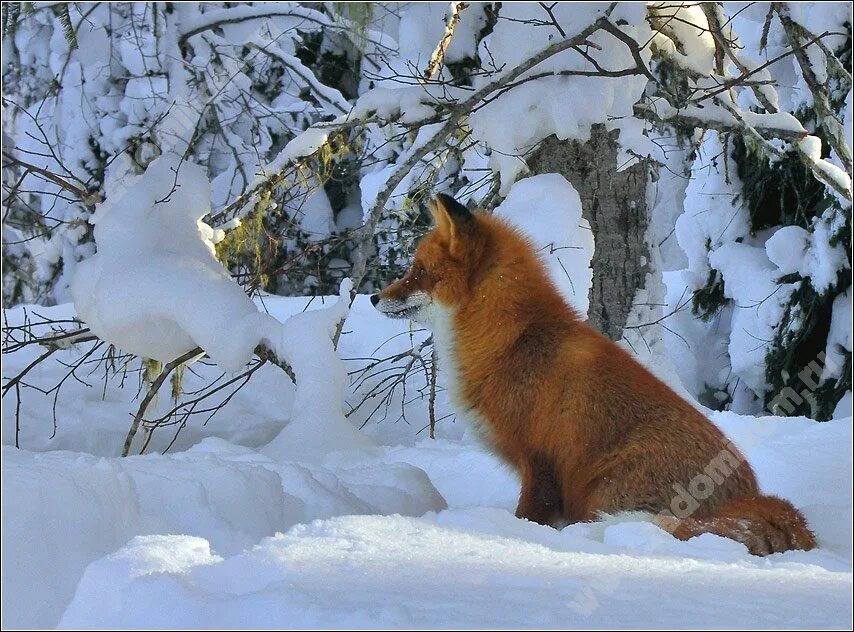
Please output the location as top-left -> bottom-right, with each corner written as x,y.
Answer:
2,297 -> 852,629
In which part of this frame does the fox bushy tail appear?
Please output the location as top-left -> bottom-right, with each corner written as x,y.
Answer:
656,495 -> 816,556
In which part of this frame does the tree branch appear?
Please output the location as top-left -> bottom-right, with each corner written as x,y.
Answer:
178,6 -> 333,48
633,100 -> 809,142
774,3 -> 852,177
122,347 -> 205,456
350,5 -> 620,291
2,150 -> 101,208
423,2 -> 469,81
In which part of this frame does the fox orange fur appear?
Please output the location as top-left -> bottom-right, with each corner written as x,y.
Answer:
372,193 -> 816,556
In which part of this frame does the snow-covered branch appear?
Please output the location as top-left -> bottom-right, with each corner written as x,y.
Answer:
177,4 -> 333,47
423,1 -> 470,81
639,3 -> 852,201
634,100 -> 809,143
774,3 -> 852,178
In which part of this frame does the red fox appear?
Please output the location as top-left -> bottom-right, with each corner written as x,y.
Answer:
371,193 -> 816,556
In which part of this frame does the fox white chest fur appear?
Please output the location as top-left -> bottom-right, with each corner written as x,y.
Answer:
417,302 -> 497,449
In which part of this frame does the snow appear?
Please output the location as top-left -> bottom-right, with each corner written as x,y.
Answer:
676,133 -> 751,290
765,225 -> 812,276
824,287 -> 853,382
845,91 -> 853,156
797,135 -> 853,199
649,3 -> 716,75
494,174 -> 595,316
785,2 -> 852,52
262,279 -> 379,464
241,102 -> 363,214
262,127 -> 331,178
58,510 -> 852,629
834,391 -> 853,419
285,181 -> 336,240
766,221 -> 849,293
383,2 -> 481,86
708,242 -> 796,396
2,439 -> 445,629
644,97 -> 808,136
352,87 -> 437,125
247,38 -> 350,116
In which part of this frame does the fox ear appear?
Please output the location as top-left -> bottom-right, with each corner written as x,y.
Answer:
429,193 -> 473,246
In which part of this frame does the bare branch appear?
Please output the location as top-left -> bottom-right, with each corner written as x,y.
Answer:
428,346 -> 438,439
2,150 -> 101,208
2,347 -> 57,398
122,348 -> 205,456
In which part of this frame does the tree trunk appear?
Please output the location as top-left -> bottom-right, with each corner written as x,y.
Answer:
527,125 -> 650,340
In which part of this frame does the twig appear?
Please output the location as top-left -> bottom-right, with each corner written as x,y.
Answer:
122,347 -> 205,456
14,382 -> 21,448
2,347 -> 57,397
428,346 -> 438,439
539,2 -> 567,38
254,343 -> 296,383
141,359 -> 268,431
2,326 -> 92,354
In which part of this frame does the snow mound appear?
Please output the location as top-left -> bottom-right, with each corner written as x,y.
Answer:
494,174 -> 595,317
71,155 -> 281,372
263,279 -> 379,464
2,440 -> 446,629
60,512 -> 851,629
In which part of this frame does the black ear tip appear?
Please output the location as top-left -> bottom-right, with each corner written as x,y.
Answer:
434,193 -> 472,220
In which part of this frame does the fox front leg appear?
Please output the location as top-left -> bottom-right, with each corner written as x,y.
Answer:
515,455 -> 564,527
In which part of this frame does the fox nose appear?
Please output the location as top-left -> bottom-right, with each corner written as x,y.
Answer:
370,294 -> 380,306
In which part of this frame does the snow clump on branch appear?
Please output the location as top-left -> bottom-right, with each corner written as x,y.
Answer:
71,155 -> 282,372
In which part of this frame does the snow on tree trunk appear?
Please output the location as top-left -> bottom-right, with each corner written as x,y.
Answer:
527,125 -> 650,339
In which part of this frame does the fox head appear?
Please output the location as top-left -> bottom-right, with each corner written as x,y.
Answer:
371,193 -> 486,324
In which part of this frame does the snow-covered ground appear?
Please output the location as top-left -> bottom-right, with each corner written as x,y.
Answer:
2,297 -> 851,629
